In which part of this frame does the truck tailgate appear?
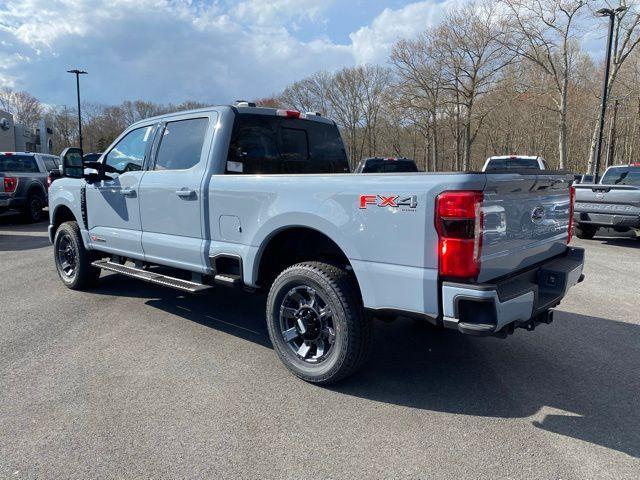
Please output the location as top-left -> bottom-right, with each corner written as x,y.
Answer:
479,173 -> 573,282
574,184 -> 640,217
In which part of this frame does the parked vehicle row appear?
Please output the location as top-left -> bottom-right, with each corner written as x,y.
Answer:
48,104 -> 584,384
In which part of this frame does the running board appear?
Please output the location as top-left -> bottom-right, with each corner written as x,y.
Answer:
91,260 -> 213,293
213,273 -> 242,287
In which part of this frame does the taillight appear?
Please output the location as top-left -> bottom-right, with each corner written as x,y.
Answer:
3,176 -> 17,193
567,185 -> 575,244
435,191 -> 483,280
276,109 -> 301,119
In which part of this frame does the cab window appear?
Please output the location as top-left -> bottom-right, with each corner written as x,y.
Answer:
105,126 -> 154,174
154,118 -> 209,171
226,113 -> 349,174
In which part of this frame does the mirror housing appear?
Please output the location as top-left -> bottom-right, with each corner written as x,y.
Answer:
59,147 -> 84,179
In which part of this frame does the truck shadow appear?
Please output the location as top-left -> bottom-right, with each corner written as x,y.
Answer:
0,233 -> 50,251
591,230 -> 640,249
90,274 -> 639,458
335,313 -> 640,458
0,215 -> 51,251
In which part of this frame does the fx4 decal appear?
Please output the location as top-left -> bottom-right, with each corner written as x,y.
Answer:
359,194 -> 418,210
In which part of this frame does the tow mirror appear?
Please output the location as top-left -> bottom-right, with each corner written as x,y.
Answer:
59,147 -> 84,179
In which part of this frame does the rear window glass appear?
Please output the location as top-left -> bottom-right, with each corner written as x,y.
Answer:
601,167 -> 640,186
485,158 -> 539,171
42,157 -> 59,171
362,160 -> 418,173
0,155 -> 39,173
226,113 -> 349,174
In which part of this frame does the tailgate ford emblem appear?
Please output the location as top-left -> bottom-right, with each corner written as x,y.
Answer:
596,192 -> 604,199
531,205 -> 546,224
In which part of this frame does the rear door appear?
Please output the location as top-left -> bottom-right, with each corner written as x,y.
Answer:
479,172 -> 573,282
138,113 -> 215,272
85,123 -> 156,259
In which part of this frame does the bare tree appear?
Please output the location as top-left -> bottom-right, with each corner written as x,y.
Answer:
0,87 -> 44,130
280,71 -> 333,115
391,32 -> 444,171
586,1 -> 640,172
500,0 -> 590,169
436,1 -> 514,170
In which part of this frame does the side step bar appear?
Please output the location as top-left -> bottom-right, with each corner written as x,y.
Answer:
91,260 -> 214,293
213,274 -> 242,287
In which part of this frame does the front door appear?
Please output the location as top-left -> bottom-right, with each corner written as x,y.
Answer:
138,114 -> 214,272
85,124 -> 155,259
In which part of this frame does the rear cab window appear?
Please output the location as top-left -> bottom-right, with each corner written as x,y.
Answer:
485,157 -> 540,171
361,160 -> 418,173
226,113 -> 349,174
601,166 -> 640,186
0,154 -> 39,173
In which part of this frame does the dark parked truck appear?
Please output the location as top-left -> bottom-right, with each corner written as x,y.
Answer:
574,164 -> 640,239
0,152 -> 60,222
48,104 -> 585,384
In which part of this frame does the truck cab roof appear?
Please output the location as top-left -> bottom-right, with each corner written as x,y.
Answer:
131,104 -> 336,128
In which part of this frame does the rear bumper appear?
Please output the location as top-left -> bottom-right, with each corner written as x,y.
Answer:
0,196 -> 26,209
574,211 -> 640,228
441,247 -> 585,336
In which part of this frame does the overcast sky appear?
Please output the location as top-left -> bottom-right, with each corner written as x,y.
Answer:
0,0 -> 608,108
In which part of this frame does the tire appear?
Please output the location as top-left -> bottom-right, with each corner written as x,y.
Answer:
574,223 -> 598,240
266,261 -> 372,385
22,191 -> 46,223
53,221 -> 100,290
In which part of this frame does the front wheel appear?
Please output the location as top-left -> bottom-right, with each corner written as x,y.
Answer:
574,223 -> 598,240
54,221 -> 100,290
266,262 -> 371,385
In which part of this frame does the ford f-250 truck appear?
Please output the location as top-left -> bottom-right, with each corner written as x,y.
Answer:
573,164 -> 640,240
48,104 -> 584,384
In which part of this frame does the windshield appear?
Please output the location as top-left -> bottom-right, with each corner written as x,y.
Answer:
600,166 -> 640,186
485,157 -> 539,171
0,154 -> 39,173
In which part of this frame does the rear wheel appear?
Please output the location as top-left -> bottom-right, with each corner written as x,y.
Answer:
266,262 -> 371,385
22,191 -> 45,223
574,223 -> 598,240
54,221 -> 100,290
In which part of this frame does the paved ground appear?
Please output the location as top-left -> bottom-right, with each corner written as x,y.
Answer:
1,214 -> 639,479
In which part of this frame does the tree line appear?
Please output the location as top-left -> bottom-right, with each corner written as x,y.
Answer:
2,0 -> 639,173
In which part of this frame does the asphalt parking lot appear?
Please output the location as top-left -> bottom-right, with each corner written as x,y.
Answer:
1,214 -> 639,479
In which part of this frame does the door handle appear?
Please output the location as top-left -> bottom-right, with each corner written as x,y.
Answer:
175,189 -> 196,198
120,187 -> 136,197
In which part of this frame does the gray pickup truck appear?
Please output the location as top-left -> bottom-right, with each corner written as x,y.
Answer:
574,164 -> 640,239
0,152 -> 60,222
48,104 -> 584,384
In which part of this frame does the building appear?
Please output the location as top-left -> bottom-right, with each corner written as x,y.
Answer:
0,109 -> 54,153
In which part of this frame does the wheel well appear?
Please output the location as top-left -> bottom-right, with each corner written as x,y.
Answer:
52,205 -> 77,237
27,183 -> 46,199
257,227 -> 353,289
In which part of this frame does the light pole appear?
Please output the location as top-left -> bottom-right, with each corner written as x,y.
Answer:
66,69 -> 88,152
593,6 -> 626,182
